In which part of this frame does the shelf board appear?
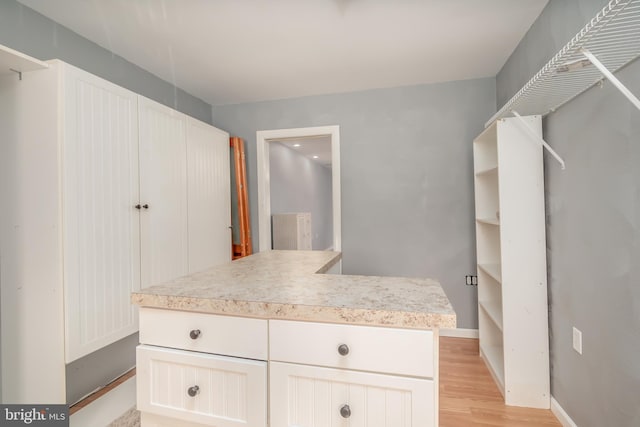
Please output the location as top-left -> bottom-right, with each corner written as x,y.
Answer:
475,166 -> 498,177
0,44 -> 48,76
480,343 -> 505,395
476,217 -> 500,226
478,263 -> 502,284
479,299 -> 503,331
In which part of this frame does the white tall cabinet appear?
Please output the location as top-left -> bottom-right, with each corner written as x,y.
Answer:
0,60 -> 231,403
473,115 -> 550,408
139,98 -> 189,288
62,65 -> 142,363
138,97 -> 232,286
272,212 -> 312,250
186,118 -> 232,273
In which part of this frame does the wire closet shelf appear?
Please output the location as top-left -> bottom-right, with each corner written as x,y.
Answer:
486,0 -> 640,128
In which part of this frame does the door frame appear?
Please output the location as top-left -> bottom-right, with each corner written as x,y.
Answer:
256,125 -> 341,252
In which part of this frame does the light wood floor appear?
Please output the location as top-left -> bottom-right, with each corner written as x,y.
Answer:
440,337 -> 561,426
71,338 -> 561,426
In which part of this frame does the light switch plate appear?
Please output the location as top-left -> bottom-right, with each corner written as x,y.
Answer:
572,327 -> 582,355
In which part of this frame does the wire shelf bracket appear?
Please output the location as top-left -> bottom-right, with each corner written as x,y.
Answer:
581,48 -> 640,110
487,0 -> 640,128
512,110 -> 566,170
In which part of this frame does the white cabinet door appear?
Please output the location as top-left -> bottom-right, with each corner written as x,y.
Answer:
270,362 -> 435,427
138,97 -> 188,288
137,345 -> 267,427
186,117 -> 231,273
63,64 -> 141,362
297,213 -> 312,250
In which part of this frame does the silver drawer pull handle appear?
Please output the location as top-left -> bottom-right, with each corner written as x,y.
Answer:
340,404 -> 351,418
338,344 -> 349,356
189,329 -> 201,340
187,385 -> 200,397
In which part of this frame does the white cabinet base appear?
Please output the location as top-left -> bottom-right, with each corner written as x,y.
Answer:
137,310 -> 439,427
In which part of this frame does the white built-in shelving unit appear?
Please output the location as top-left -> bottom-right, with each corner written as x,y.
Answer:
473,0 -> 640,410
473,115 -> 550,409
0,59 -> 231,404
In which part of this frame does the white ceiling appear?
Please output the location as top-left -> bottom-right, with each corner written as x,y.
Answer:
274,136 -> 332,168
17,0 -> 548,106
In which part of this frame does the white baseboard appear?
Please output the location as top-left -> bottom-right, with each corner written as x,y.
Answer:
70,377 -> 136,427
439,328 -> 479,339
551,396 -> 578,427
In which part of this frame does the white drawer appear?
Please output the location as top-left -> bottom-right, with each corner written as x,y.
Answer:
137,345 -> 267,427
139,308 -> 267,360
269,320 -> 435,378
270,361 -> 435,427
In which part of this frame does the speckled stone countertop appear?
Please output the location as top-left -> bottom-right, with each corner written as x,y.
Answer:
131,250 -> 456,329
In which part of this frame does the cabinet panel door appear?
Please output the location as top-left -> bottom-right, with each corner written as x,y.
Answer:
138,97 -> 188,288
63,64 -> 140,363
137,345 -> 267,427
270,362 -> 435,427
186,117 -> 231,273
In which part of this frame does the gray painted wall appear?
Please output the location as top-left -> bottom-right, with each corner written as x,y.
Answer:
497,0 -> 604,107
497,0 -> 640,425
269,142 -> 333,250
0,0 -> 214,404
0,0 -> 212,124
212,78 -> 496,329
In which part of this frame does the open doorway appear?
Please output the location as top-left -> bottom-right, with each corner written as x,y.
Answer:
256,126 -> 341,252
269,136 -> 332,250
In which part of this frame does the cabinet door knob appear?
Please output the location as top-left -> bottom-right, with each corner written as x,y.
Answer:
338,344 -> 349,356
340,404 -> 351,418
142,204 -> 149,209
134,204 -> 142,210
187,385 -> 200,397
189,329 -> 201,340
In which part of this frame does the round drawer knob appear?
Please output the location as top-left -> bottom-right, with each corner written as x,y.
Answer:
340,404 -> 351,418
187,385 -> 200,397
189,329 -> 201,340
338,344 -> 349,356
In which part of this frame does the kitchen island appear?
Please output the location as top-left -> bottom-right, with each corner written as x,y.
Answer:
132,250 -> 456,427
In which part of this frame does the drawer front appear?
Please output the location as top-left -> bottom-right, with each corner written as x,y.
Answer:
139,308 -> 267,360
269,320 -> 434,378
137,345 -> 267,427
270,361 -> 435,427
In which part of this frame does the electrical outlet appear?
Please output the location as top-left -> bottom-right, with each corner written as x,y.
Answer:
465,275 -> 478,286
572,327 -> 582,355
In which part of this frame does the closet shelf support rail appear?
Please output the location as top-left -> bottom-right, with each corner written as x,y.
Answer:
512,111 -> 566,170
580,48 -> 640,111
486,0 -> 640,127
